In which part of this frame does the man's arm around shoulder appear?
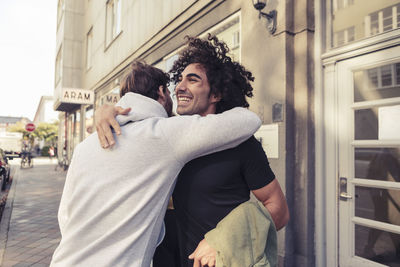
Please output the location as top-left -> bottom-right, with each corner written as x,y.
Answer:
160,107 -> 261,162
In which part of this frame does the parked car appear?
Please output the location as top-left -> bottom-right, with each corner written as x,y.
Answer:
0,132 -> 22,159
0,148 -> 11,191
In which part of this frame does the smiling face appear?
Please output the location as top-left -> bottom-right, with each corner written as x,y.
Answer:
174,63 -> 220,116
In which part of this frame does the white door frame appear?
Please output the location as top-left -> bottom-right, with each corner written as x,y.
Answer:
315,27 -> 400,267
337,47 -> 400,267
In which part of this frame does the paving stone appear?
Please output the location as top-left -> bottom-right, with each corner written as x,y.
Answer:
0,160 -> 66,266
1,260 -> 19,267
11,262 -> 32,267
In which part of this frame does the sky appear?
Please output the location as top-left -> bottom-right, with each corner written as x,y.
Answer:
0,0 -> 57,121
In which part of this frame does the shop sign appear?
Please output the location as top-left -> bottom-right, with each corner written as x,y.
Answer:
61,88 -> 94,105
101,93 -> 120,105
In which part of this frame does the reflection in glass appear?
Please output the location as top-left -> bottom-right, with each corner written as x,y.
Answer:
355,148 -> 400,180
354,62 -> 400,102
73,110 -> 81,150
332,0 -> 400,48
354,109 -> 378,140
85,106 -> 94,139
355,187 -> 400,226
355,224 -> 400,266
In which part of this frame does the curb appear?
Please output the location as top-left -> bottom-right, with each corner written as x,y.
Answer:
0,166 -> 20,265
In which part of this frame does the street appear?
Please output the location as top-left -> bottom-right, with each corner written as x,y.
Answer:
0,158 -> 66,267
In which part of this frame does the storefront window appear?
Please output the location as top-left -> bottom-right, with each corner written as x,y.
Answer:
331,0 -> 400,48
58,114 -> 66,159
67,113 -> 74,159
85,106 -> 94,138
73,110 -> 80,149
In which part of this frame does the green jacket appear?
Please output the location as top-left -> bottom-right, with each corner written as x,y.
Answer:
205,200 -> 277,267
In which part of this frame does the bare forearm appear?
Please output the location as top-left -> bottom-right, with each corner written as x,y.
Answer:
252,179 -> 290,230
264,201 -> 289,230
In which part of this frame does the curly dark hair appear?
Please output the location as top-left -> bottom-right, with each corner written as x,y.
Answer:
169,34 -> 254,113
120,60 -> 170,100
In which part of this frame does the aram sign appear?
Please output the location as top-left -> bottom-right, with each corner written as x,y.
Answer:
25,123 -> 36,132
61,88 -> 94,105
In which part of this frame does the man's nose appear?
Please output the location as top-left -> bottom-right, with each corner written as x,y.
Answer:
175,81 -> 187,93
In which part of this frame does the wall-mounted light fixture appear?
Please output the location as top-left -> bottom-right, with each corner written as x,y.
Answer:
252,0 -> 277,34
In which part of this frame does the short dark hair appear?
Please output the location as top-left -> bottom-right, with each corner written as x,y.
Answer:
169,34 -> 254,113
120,60 -> 170,100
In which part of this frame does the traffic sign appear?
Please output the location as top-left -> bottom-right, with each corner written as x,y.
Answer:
25,123 -> 36,132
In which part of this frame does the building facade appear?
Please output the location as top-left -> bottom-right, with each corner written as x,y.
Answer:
54,0 -> 400,266
0,117 -> 31,133
33,96 -> 59,124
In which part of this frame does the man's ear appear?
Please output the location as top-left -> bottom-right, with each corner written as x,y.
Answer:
157,86 -> 166,103
210,93 -> 221,104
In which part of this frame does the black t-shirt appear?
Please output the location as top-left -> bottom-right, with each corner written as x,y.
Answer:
172,136 -> 275,267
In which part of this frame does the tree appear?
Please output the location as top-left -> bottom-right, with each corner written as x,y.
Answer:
31,121 -> 59,146
7,122 -> 33,142
8,121 -> 59,146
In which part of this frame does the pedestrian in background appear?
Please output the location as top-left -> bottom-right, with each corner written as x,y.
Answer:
49,146 -> 55,161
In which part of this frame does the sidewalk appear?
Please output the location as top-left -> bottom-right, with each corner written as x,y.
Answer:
0,158 -> 66,267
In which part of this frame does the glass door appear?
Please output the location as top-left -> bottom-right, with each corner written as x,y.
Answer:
338,46 -> 400,267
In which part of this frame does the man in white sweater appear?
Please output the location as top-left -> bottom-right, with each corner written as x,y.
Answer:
50,61 -> 260,267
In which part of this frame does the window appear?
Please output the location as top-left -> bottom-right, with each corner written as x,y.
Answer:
86,28 -> 93,70
334,26 -> 355,47
232,30 -> 240,49
354,62 -> 400,103
201,13 -> 241,62
363,63 -> 400,91
331,1 -> 400,49
85,106 -> 93,138
165,54 -> 180,110
55,46 -> 63,85
334,0 -> 354,11
106,0 -> 122,46
397,5 -> 400,28
366,4 -> 400,37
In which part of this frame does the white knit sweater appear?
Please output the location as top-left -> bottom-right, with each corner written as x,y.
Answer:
50,93 -> 261,267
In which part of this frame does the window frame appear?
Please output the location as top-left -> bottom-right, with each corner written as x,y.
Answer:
86,27 -> 93,71
105,0 -> 122,50
55,46 -> 63,86
57,0 -> 65,29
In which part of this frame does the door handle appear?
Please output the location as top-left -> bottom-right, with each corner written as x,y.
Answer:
339,177 -> 352,201
340,192 -> 352,199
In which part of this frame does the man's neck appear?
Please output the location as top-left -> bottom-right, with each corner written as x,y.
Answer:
199,105 -> 217,117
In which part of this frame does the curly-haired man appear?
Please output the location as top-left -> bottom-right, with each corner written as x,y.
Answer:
96,35 -> 289,267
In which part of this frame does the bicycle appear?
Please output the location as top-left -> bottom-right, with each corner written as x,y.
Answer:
55,153 -> 69,171
20,152 -> 33,169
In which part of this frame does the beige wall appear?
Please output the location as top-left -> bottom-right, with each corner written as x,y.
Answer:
80,0 -> 197,91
